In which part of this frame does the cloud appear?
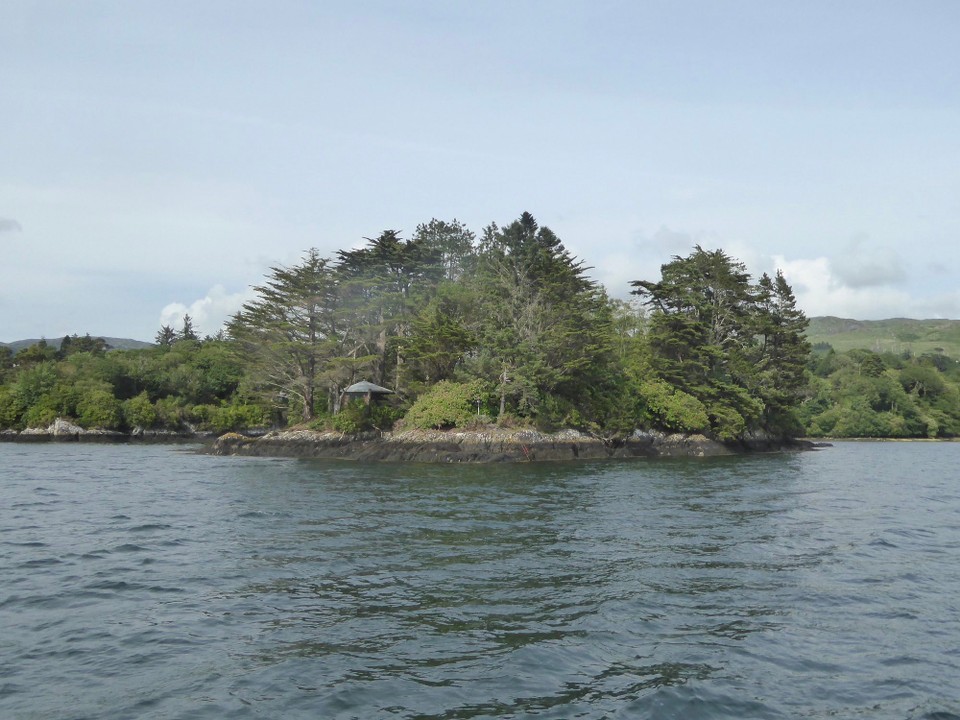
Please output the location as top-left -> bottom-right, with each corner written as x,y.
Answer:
634,225 -> 702,257
830,234 -> 905,289
773,254 -> 920,319
159,284 -> 253,337
592,225 -> 765,300
0,218 -> 22,233
601,226 -> 926,320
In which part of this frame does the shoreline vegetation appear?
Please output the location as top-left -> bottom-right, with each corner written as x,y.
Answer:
5,213 -> 959,452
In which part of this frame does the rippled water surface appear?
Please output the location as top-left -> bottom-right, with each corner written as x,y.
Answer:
2,442 -> 960,719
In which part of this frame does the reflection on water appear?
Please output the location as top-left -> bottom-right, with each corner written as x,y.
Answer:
2,443 -> 960,719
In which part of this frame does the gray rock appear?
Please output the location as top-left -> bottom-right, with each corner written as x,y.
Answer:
51,418 -> 84,437
210,426 -> 812,462
20,426 -> 50,436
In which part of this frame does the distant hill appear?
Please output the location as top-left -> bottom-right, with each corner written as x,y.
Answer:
806,317 -> 960,357
0,337 -> 154,353
5,321 -> 960,359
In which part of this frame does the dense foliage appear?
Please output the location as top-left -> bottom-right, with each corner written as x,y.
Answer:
1,213 -> 824,440
630,248 -> 809,438
0,328 -> 263,433
801,345 -> 960,438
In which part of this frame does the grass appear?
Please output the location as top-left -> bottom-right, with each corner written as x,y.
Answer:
806,316 -> 960,357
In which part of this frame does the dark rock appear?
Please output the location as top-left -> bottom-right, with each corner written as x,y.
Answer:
210,427 -> 813,463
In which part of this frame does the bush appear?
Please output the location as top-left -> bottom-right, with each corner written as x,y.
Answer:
461,413 -> 494,430
76,389 -> 123,429
0,387 -> 23,428
495,411 -> 524,428
214,403 -> 266,432
709,404 -> 747,441
403,381 -> 484,430
190,402 -> 266,432
22,402 -> 57,429
154,396 -> 188,428
637,380 -> 709,433
122,391 -> 157,429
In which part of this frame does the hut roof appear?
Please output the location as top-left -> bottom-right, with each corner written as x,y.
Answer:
344,380 -> 394,395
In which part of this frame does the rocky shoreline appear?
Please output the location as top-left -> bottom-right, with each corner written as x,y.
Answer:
210,426 -> 815,462
0,418 -> 214,443
0,418 -> 817,460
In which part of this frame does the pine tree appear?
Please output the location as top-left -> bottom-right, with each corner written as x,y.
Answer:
179,314 -> 199,342
411,218 -> 477,281
227,249 -> 339,421
752,270 -> 811,432
335,230 -> 444,390
631,247 -> 808,438
471,212 -> 612,419
155,325 -> 176,348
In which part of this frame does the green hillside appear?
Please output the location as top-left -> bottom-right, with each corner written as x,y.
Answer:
1,337 -> 153,353
806,317 -> 960,357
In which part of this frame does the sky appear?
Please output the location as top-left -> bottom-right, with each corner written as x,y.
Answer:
2,1 -> 959,342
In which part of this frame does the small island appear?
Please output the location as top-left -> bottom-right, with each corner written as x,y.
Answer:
4,212 -> 957,453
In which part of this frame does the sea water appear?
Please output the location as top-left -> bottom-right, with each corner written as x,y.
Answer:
2,441 -> 959,719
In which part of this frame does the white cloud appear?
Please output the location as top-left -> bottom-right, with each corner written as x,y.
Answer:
159,284 -> 253,337
593,225 -> 720,298
772,254 -> 949,320
0,218 -> 22,232
830,234 -> 906,289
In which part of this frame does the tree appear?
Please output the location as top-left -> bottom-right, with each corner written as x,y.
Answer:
402,281 -> 478,387
470,212 -> 613,419
228,249 -> 340,422
0,346 -> 13,383
335,230 -> 444,390
411,218 -> 477,281
751,271 -> 811,432
155,325 -> 176,348
631,247 -> 809,438
59,333 -> 109,358
14,339 -> 57,367
179,314 -> 199,342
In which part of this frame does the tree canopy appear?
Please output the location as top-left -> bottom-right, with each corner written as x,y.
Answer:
631,246 -> 809,438
0,213 -> 829,442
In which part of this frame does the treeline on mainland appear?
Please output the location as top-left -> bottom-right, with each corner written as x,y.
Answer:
802,344 -> 960,438
2,212 -> 814,440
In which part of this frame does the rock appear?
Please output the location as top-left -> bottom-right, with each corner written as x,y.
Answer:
51,418 -> 84,437
20,426 -> 50,436
209,425 -> 812,462
81,428 -> 126,438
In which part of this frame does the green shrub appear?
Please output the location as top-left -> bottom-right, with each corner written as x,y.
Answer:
190,402 -> 266,432
331,401 -> 368,433
76,389 -> 123,429
0,386 -> 23,428
154,396 -> 188,428
22,402 -> 57,429
495,411 -> 524,428
122,391 -> 157,428
211,403 -> 266,432
369,403 -> 403,430
637,380 -> 709,433
708,404 -> 747,441
461,413 -> 494,430
403,381 -> 484,430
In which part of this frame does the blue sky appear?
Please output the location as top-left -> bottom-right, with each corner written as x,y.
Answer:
2,1 -> 959,341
